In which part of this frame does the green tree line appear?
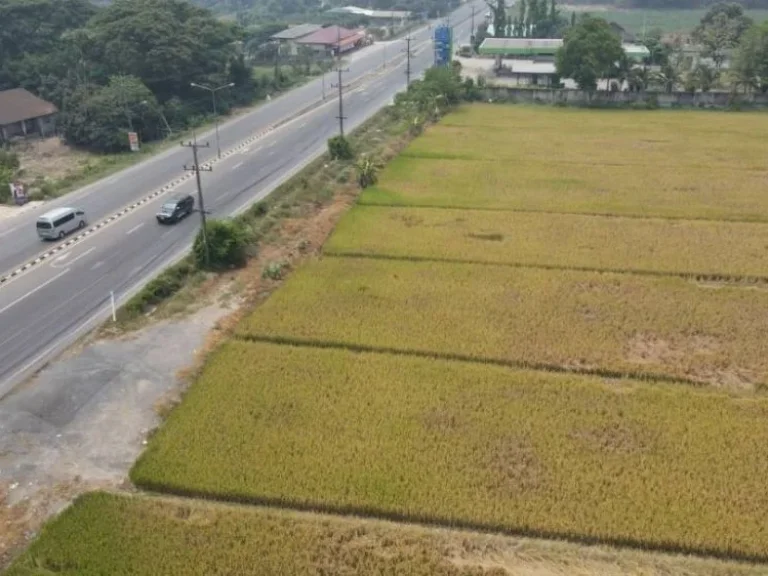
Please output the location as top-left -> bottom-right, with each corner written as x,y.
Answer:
552,2 -> 768,93
0,0 -> 287,152
561,0 -> 768,8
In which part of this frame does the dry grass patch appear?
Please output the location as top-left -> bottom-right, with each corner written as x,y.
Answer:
327,205 -> 768,278
130,342 -> 768,559
237,257 -> 768,389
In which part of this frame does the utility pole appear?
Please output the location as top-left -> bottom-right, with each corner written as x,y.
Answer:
331,27 -> 350,137
181,129 -> 212,266
190,82 -> 234,159
470,4 -> 476,45
404,34 -> 414,88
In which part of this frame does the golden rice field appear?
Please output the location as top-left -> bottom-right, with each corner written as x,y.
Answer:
361,155 -> 768,221
19,105 -> 768,572
130,341 -> 768,560
326,205 -> 768,278
237,256 -> 768,389
3,492 -> 464,576
411,105 -> 768,169
10,492 -> 768,576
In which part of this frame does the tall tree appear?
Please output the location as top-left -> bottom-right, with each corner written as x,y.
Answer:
86,0 -> 237,102
486,0 -> 507,38
556,15 -> 623,91
692,2 -> 752,69
730,20 -> 768,92
0,0 -> 96,91
60,75 -> 156,152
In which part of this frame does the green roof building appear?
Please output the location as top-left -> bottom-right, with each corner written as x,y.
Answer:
477,38 -> 650,63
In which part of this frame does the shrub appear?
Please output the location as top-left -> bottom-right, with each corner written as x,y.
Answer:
194,219 -> 248,271
0,149 -> 20,170
327,135 -> 353,160
120,259 -> 195,318
354,155 -> 380,189
262,260 -> 289,280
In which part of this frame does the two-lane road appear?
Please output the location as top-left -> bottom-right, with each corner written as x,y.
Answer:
0,2 -> 481,397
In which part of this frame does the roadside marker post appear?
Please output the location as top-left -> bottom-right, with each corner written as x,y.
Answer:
110,291 -> 116,322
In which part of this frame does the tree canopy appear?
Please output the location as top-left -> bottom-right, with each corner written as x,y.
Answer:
86,0 -> 238,101
731,19 -> 768,91
692,2 -> 752,67
0,0 -> 276,152
556,15 -> 623,90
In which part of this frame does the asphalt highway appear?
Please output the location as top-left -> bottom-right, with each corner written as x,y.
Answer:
0,1 -> 480,397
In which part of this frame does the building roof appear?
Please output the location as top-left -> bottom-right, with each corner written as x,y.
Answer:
479,38 -> 652,61
507,60 -> 557,74
622,42 -> 651,59
296,25 -> 359,46
271,23 -> 323,41
479,38 -> 563,55
328,6 -> 411,19
0,88 -> 57,126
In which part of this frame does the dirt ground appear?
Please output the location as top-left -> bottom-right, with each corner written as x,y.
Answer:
12,137 -> 91,184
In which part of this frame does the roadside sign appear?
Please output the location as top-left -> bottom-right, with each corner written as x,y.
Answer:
128,131 -> 140,152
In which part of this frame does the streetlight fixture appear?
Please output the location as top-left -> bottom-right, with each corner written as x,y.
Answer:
190,81 -> 235,159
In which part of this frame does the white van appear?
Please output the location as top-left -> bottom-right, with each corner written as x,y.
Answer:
36,207 -> 87,240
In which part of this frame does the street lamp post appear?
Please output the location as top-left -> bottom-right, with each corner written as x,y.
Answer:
140,100 -> 173,138
190,82 -> 234,159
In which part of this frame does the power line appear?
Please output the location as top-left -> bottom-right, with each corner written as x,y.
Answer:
181,130 -> 212,266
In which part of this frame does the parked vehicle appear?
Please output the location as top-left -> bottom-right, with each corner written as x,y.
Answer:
36,207 -> 87,240
156,194 -> 194,224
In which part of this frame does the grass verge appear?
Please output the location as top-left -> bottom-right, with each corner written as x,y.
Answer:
9,492 -> 768,576
130,341 -> 768,561
326,205 -> 768,279
236,256 -> 768,390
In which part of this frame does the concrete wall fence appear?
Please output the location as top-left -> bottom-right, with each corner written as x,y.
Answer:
481,87 -> 768,109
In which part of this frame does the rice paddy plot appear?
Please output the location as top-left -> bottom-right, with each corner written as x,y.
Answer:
130,341 -> 768,560
3,492 -> 470,576
362,155 -> 768,221
411,105 -> 768,171
327,205 -> 768,279
10,491 -> 768,576
237,257 -> 768,389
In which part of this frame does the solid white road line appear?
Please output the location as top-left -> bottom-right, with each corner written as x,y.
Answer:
0,268 -> 70,316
